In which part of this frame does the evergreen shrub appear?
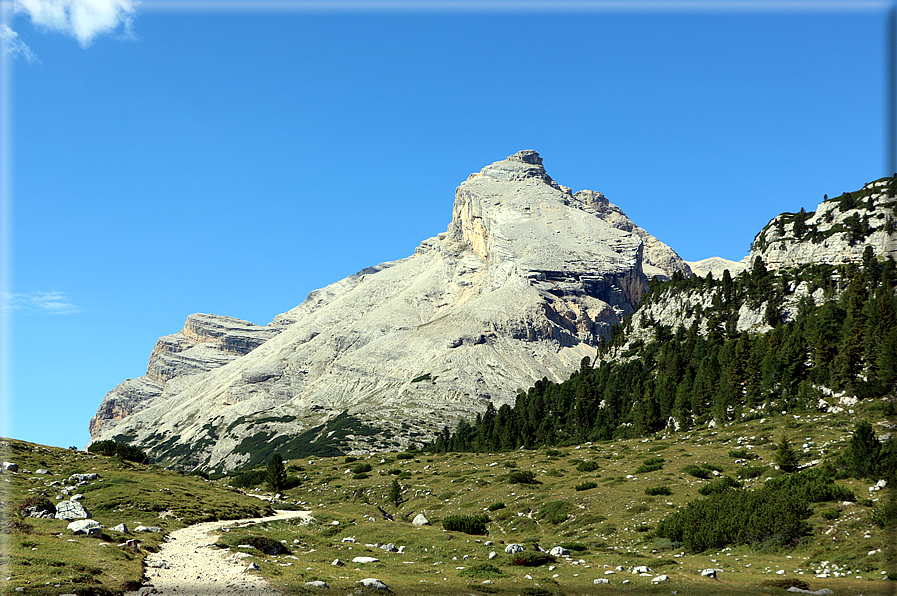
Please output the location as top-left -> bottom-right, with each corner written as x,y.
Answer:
509,552 -> 556,567
576,460 -> 600,472
635,457 -> 665,474
508,471 -> 538,485
575,481 -> 598,491
442,514 -> 490,535
698,475 -> 742,496
645,486 -> 673,496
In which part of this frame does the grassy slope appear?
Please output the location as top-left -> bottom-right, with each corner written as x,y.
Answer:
215,409 -> 893,596
0,439 -> 273,595
1,408 -> 894,595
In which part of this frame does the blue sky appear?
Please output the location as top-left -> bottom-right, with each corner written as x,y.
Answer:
1,0 -> 892,449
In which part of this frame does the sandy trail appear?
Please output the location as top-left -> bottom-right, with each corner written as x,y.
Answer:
126,509 -> 312,596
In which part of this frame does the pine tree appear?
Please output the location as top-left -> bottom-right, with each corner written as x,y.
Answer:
266,453 -> 287,493
775,435 -> 800,473
388,478 -> 403,508
848,421 -> 881,479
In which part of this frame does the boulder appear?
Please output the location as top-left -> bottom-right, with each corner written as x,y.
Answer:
701,569 -> 718,578
2,462 -> 18,472
488,551 -> 497,560
68,473 -> 98,483
34,468 -> 50,475
412,513 -> 430,526
305,580 -> 329,588
55,500 -> 90,521
504,543 -> 525,554
67,519 -> 101,536
110,523 -> 130,534
787,589 -> 834,595
651,575 -> 668,583
631,565 -> 653,574
331,559 -> 344,566
380,543 -> 398,552
352,556 -> 380,564
549,546 -> 570,557
134,525 -> 163,533
357,578 -> 389,591
593,578 -> 610,584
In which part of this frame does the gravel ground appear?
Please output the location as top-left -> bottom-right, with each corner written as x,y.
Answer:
125,509 -> 312,596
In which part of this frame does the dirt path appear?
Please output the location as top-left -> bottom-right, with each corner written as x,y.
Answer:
126,509 -> 312,596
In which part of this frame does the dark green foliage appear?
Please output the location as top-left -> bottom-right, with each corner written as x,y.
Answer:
738,465 -> 769,479
775,436 -> 800,474
508,471 -> 538,485
230,411 -> 378,471
645,486 -> 673,496
728,449 -> 758,460
266,454 -> 287,492
396,452 -> 415,460
820,508 -> 841,520
557,542 -> 588,552
539,500 -> 574,524
635,457 -> 665,474
87,440 -> 149,464
442,514 -> 490,535
487,502 -> 506,511
388,478 -> 403,508
575,460 -> 600,472
656,466 -> 853,552
575,481 -> 598,491
432,244 -> 897,455
847,421 -> 881,479
344,456 -> 358,463
411,373 -> 433,383
509,551 -> 556,567
244,535 -> 291,555
698,475 -> 742,496
227,469 -> 268,488
350,463 -> 373,474
683,465 -> 712,479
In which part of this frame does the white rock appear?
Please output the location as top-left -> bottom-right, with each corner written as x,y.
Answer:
352,556 -> 380,564
412,514 -> 430,526
593,578 -> 610,584
357,578 -> 388,590
504,543 -> 525,554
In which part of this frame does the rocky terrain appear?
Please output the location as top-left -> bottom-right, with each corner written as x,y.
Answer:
89,151 -> 690,473
750,177 -> 897,269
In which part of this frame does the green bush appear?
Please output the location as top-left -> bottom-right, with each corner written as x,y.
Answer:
728,449 -> 758,460
870,500 -> 897,529
557,542 -> 588,552
388,468 -> 401,475
350,463 -> 372,474
656,466 -> 849,552
228,469 -> 267,488
508,471 -> 539,485
442,514 -> 490,535
576,461 -> 600,473
458,563 -> 505,578
487,502 -> 506,511
683,465 -> 712,479
396,453 -> 415,460
87,440 -> 149,464
509,552 -> 556,567
575,481 -> 598,491
635,457 -> 665,474
352,473 -> 370,480
738,465 -> 769,479
15,496 -> 55,517
820,508 -> 841,521
645,486 -> 673,496
698,475 -> 742,496
344,456 -> 358,463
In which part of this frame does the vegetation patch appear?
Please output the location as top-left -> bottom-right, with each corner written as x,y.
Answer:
442,514 -> 490,535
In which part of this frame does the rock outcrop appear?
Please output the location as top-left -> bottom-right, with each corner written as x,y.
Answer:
750,177 -> 897,269
686,257 -> 748,278
89,151 -> 687,472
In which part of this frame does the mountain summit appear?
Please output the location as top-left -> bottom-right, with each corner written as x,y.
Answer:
90,151 -> 689,472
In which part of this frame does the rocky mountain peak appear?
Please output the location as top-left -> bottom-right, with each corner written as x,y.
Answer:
89,152 -> 692,472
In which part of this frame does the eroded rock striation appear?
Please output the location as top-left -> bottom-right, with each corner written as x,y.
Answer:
90,151 -> 689,472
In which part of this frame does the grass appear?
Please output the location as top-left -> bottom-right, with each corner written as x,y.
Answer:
2,407 -> 895,595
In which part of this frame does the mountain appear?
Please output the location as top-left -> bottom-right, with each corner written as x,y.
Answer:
89,150 -> 690,473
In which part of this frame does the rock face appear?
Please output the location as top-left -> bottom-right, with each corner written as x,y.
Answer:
750,177 -> 897,269
89,151 -> 686,472
687,256 -> 748,278
89,314 -> 282,437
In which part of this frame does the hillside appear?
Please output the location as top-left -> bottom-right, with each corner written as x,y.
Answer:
3,411 -> 894,595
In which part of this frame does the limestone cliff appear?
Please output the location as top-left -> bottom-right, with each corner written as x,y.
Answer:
750,177 -> 897,269
89,151 -> 686,472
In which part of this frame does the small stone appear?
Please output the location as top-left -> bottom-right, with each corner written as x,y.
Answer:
593,578 -> 610,584
352,556 -> 380,564
412,513 -> 430,526
357,578 -> 388,590
305,580 -> 329,588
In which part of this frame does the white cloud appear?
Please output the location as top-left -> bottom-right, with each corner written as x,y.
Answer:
13,0 -> 139,48
1,290 -> 81,314
0,23 -> 40,63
